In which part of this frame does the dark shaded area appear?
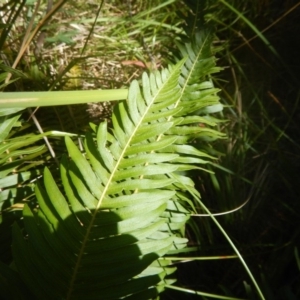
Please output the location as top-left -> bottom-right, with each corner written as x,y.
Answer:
4,206 -> 164,299
163,1 -> 300,299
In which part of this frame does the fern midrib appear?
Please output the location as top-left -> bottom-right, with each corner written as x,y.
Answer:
137,44 -> 207,191
66,68 -> 178,299
156,35 -> 210,143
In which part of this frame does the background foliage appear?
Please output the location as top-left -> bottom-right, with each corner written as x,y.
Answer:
1,0 -> 300,299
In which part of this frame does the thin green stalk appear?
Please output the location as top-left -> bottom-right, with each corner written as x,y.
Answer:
80,0 -> 105,56
165,284 -> 246,300
0,89 -> 128,108
171,173 -> 266,300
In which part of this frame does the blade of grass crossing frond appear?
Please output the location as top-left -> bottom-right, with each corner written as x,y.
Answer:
165,284 -> 246,300
170,172 -> 265,300
0,90 -> 128,108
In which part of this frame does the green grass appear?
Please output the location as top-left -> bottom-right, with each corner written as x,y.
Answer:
1,0 -> 185,92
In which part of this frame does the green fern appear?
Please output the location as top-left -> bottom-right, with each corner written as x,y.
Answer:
5,31 -> 224,299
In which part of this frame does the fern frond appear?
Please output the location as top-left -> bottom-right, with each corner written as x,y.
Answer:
12,59 -> 194,300
154,30 -> 225,250
158,30 -> 225,197
175,31 -> 224,156
176,29 -> 223,123
10,30 -> 225,299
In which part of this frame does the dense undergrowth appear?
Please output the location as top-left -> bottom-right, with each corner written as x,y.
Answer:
1,0 -> 300,299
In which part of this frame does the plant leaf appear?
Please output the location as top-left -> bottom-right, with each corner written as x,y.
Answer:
12,59 -> 195,299
11,30 -> 225,299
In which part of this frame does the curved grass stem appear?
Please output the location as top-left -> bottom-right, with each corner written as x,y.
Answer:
171,172 -> 266,300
